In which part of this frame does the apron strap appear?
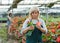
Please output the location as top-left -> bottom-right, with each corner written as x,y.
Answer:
29,18 -> 43,28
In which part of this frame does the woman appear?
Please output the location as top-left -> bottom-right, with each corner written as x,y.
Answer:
21,6 -> 48,43
7,12 -> 13,40
7,12 -> 14,43
7,12 -> 12,28
7,13 -> 20,43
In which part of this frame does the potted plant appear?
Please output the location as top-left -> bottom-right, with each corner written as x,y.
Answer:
42,34 -> 47,43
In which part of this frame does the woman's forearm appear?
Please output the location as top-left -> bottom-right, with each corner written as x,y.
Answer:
22,27 -> 30,34
38,28 -> 46,33
7,16 -> 13,22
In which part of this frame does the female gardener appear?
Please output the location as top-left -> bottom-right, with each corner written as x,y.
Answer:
21,6 -> 48,43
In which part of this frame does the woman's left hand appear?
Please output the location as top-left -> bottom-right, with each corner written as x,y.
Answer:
36,24 -> 41,29
36,24 -> 46,33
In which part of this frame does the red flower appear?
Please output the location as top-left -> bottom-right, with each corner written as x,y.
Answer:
46,33 -> 50,37
16,32 -> 20,37
51,29 -> 56,33
42,39 -> 47,42
56,36 -> 60,42
16,30 -> 19,34
57,25 -> 60,29
10,24 -> 16,32
36,22 -> 41,26
13,28 -> 16,31
51,22 -> 54,26
16,30 -> 21,38
13,17 -> 19,24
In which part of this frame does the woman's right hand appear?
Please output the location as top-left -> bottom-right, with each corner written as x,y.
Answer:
22,26 -> 34,34
29,26 -> 34,30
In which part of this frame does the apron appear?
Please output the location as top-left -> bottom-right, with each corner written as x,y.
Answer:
26,19 -> 43,43
7,19 -> 11,27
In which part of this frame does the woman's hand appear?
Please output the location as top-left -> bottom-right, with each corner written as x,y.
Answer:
36,24 -> 46,33
29,25 -> 34,30
36,24 -> 41,29
22,26 -> 34,34
36,22 -> 41,29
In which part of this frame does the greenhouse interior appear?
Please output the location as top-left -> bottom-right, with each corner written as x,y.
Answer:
0,0 -> 60,43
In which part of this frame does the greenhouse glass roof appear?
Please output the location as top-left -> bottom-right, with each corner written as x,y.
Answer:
0,0 -> 60,14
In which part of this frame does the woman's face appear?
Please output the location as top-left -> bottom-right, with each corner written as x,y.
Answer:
9,13 -> 12,17
31,10 -> 39,19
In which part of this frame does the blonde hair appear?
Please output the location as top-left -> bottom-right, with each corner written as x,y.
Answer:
28,6 -> 40,19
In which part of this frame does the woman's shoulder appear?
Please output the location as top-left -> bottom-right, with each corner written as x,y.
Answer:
24,18 -> 30,22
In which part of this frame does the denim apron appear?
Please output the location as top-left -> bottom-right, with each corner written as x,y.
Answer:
26,20 -> 43,43
7,19 -> 11,27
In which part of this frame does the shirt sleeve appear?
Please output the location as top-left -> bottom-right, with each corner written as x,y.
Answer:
20,19 -> 29,34
41,19 -> 48,34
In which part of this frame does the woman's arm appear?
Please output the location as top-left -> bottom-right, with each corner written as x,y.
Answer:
21,19 -> 34,34
7,16 -> 13,22
22,27 -> 30,34
38,27 -> 46,33
22,26 -> 34,34
36,19 -> 48,34
21,19 -> 29,34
